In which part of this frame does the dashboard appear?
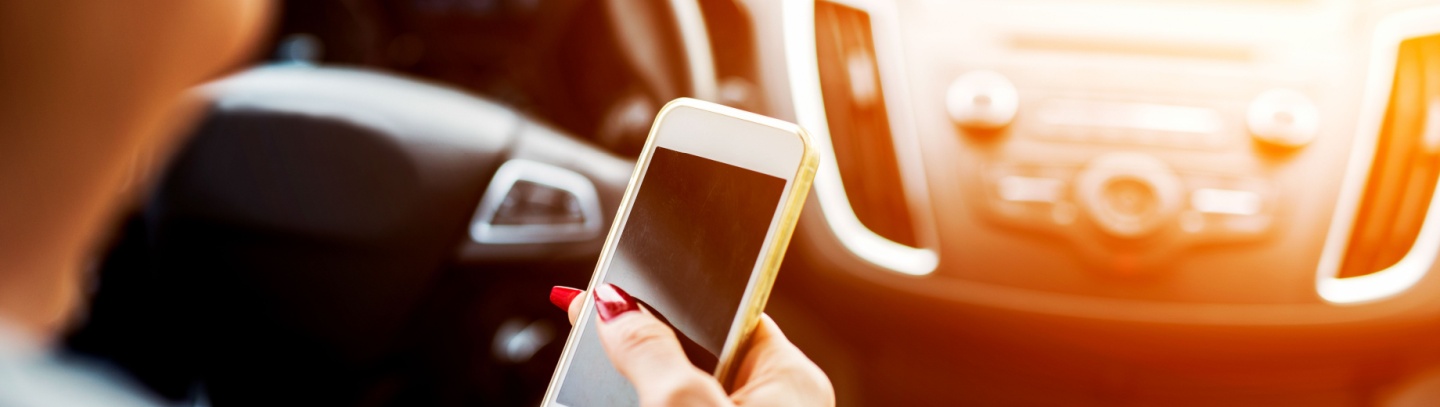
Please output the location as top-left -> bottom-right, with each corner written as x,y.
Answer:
722,0 -> 1440,328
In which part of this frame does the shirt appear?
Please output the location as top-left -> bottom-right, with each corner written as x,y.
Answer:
0,317 -> 163,407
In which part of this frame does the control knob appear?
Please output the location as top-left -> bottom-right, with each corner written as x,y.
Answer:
1076,152 -> 1183,238
1247,88 -> 1319,148
946,70 -> 1018,131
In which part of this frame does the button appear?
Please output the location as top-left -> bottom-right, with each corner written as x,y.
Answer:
1190,188 -> 1262,216
1076,152 -> 1183,238
947,70 -> 1019,131
996,176 -> 1064,203
1103,178 -> 1160,219
1247,88 -> 1319,148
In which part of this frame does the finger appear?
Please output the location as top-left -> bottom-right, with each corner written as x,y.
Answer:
567,289 -> 585,325
731,315 -> 798,385
550,286 -> 584,325
729,315 -> 835,407
751,315 -> 789,347
592,284 -> 729,405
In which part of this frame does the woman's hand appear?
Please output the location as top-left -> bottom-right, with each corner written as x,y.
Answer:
550,284 -> 835,407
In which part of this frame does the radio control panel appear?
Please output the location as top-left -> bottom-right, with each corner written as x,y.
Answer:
886,0 -> 1379,301
977,154 -> 1277,275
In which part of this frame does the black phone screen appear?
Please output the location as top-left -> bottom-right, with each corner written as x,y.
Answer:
555,147 -> 787,406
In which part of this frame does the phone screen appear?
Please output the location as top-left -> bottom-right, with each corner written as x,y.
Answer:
555,146 -> 787,406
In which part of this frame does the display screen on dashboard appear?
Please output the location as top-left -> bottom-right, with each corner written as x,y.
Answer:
556,147 -> 786,406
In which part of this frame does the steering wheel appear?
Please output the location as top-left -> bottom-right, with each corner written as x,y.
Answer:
595,0 -> 722,154
604,0 -> 718,103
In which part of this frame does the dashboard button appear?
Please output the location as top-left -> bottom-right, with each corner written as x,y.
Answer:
1190,188 -> 1262,216
947,70 -> 1019,131
996,175 -> 1064,203
1247,88 -> 1319,148
1076,153 -> 1183,238
1102,178 -> 1160,219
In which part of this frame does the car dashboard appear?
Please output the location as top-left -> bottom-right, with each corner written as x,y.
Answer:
764,0 -> 1440,323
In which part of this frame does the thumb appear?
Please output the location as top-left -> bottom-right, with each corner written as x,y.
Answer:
591,284 -> 728,405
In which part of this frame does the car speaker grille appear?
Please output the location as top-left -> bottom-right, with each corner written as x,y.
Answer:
814,0 -> 919,247
1339,34 -> 1440,278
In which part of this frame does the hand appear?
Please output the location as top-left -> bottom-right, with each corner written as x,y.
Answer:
550,284 -> 835,407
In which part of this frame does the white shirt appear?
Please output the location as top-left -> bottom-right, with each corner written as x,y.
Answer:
0,318 -> 162,407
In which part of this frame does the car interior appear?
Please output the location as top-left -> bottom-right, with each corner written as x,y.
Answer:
62,0 -> 1440,405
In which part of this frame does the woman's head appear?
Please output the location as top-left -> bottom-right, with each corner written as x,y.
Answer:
0,0 -> 273,340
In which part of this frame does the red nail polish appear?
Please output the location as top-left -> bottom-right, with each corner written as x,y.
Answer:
550,286 -> 582,311
593,284 -> 638,322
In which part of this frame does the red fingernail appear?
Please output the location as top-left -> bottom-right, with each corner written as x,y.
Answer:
593,284 -> 638,322
550,286 -> 582,311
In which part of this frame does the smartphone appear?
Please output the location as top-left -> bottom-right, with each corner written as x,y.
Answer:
540,98 -> 818,406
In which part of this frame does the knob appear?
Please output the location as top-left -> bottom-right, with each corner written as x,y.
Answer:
1076,153 -> 1182,238
1247,88 -> 1319,148
946,70 -> 1018,131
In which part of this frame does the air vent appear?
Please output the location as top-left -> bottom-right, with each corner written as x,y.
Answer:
1339,34 -> 1440,279
814,1 -> 918,247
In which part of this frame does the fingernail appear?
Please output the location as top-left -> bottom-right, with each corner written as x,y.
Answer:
550,286 -> 582,311
593,284 -> 638,322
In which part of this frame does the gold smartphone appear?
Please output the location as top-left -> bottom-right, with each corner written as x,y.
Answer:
541,98 -> 818,406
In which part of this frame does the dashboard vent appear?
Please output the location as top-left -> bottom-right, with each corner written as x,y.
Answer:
814,1 -> 918,247
1339,34 -> 1440,278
